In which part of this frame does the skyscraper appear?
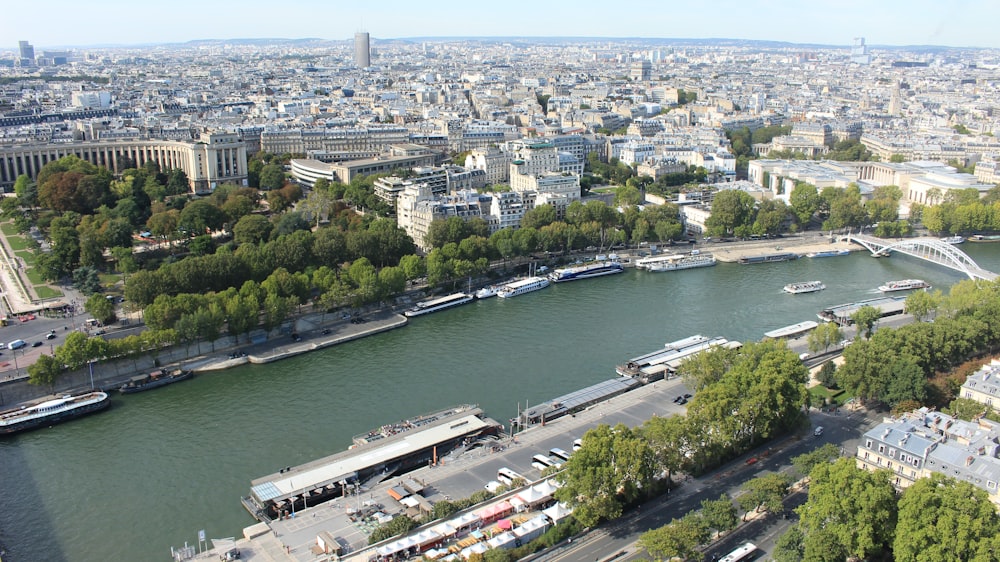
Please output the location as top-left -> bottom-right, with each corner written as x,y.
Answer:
354,32 -> 370,68
18,41 -> 34,65
851,37 -> 871,65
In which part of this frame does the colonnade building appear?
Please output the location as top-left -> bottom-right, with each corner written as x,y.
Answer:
0,133 -> 248,193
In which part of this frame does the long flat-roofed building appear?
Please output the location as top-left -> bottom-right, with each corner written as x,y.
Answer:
0,132 -> 247,193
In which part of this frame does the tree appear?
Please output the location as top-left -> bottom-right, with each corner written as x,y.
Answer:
85,293 -> 116,326
737,473 -> 791,519
259,163 -> 286,191
700,494 -> 738,536
639,516 -> 707,562
233,215 -> 274,244
851,305 -> 881,339
705,190 -> 755,236
72,266 -> 101,295
521,205 -> 557,230
798,458 -> 897,561
905,289 -> 941,322
179,199 -> 225,236
946,397 -> 992,421
554,423 -> 656,527
27,354 -> 63,387
807,322 -> 842,354
894,473 -> 1000,562
815,361 -> 837,388
789,182 -> 821,225
773,525 -> 806,562
791,443 -> 841,478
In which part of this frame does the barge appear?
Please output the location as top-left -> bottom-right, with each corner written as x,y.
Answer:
0,391 -> 110,435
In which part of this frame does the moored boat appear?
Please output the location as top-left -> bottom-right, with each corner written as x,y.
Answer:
878,279 -> 930,293
404,292 -> 474,317
548,260 -> 624,282
763,320 -> 819,339
940,236 -> 965,244
496,276 -> 550,298
806,249 -> 850,258
0,391 -> 110,435
646,253 -> 717,272
783,281 -> 825,294
969,234 -> 1000,243
739,252 -> 799,264
475,285 -> 499,299
119,369 -> 194,394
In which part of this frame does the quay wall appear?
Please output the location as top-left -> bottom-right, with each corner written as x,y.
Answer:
0,311 -> 407,408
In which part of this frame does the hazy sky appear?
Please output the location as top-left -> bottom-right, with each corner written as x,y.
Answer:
3,0 -> 998,50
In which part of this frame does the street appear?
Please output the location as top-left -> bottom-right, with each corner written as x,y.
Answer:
529,404 -> 884,562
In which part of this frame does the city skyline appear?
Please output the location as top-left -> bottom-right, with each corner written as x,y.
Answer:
3,0 -> 999,51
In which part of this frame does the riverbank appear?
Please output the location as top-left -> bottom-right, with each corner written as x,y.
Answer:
184,311 -> 408,371
0,310 -> 408,407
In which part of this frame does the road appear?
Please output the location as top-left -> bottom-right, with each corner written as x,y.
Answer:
528,405 -> 885,562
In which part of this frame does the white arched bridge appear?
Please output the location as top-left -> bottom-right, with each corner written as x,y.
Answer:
844,233 -> 998,281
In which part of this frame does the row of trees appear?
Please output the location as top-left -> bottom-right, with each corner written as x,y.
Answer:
920,186 -> 1000,235
553,340 -> 809,527
834,279 -> 1000,409
423,199 -> 686,258
775,458 -> 1000,562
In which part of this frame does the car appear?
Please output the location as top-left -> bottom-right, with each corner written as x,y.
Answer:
683,393 -> 692,399
45,332 -> 56,340
678,398 -> 688,405
673,396 -> 682,403
31,341 -> 43,347
814,426 -> 824,437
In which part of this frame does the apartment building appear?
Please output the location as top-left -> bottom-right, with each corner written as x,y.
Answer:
857,408 -> 1000,506
961,359 -> 1000,411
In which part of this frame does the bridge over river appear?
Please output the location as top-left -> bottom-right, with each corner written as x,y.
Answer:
845,233 -> 998,281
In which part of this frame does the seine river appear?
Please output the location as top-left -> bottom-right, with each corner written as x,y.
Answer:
4,242 -> 1000,562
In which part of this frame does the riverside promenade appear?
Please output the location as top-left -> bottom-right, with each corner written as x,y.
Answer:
0,310 -> 408,406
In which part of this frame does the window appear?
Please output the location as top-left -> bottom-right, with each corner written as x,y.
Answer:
879,445 -> 885,453
866,439 -> 873,449
889,448 -> 896,459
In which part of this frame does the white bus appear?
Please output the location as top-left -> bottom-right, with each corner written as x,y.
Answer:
497,467 -> 525,486
549,447 -> 571,463
532,454 -> 556,471
719,542 -> 757,562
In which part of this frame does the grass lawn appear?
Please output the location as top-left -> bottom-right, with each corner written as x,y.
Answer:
24,268 -> 45,285
14,249 -> 35,264
99,272 -> 122,288
809,385 -> 851,406
0,222 -> 19,237
5,235 -> 30,252
34,285 -> 62,299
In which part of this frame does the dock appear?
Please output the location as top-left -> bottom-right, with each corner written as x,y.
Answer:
244,406 -> 501,521
616,335 -> 736,381
818,296 -> 907,325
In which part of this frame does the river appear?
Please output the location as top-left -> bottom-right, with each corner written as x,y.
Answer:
2,243 -> 1000,562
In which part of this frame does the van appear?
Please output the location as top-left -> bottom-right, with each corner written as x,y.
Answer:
7,339 -> 25,350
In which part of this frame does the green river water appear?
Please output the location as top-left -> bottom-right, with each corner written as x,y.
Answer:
3,244 -> 1000,562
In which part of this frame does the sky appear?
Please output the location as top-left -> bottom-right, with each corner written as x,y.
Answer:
3,0 -> 999,50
